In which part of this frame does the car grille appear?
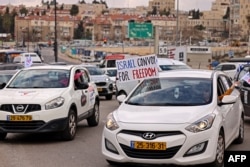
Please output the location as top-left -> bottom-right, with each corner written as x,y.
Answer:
119,130 -> 183,159
0,121 -> 45,131
0,104 -> 41,113
120,144 -> 181,159
95,82 -> 107,86
120,130 -> 183,137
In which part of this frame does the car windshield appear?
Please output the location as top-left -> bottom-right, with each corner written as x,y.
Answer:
126,77 -> 212,106
85,66 -> 104,75
7,69 -> 70,88
106,69 -> 117,77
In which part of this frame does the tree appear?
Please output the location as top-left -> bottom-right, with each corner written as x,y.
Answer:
60,4 -> 64,10
223,7 -> 230,20
152,6 -> 157,15
2,13 -> 12,33
79,0 -> 86,4
70,5 -> 79,16
92,0 -> 100,4
74,21 -> 84,39
20,7 -> 28,16
194,24 -> 206,31
5,7 -> 10,14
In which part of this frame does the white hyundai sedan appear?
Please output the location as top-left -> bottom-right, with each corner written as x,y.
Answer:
102,69 -> 244,167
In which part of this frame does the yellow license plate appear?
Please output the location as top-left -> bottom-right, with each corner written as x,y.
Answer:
131,141 -> 166,150
97,87 -> 102,91
7,115 -> 32,121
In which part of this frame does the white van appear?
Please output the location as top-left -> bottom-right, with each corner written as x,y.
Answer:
115,57 -> 191,98
98,53 -> 137,69
13,52 -> 43,64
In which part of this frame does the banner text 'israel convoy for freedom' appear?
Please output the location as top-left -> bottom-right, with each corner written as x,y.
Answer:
116,55 -> 159,82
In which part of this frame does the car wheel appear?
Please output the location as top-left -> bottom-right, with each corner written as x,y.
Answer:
106,94 -> 113,100
234,114 -> 244,144
87,102 -> 99,127
0,133 -> 7,140
61,109 -> 77,141
209,130 -> 225,167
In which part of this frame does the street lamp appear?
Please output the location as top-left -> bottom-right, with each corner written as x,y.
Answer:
54,0 -> 58,62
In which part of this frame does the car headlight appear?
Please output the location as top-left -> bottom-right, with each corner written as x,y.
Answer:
105,77 -> 111,82
106,113 -> 119,130
45,97 -> 65,110
185,114 -> 215,133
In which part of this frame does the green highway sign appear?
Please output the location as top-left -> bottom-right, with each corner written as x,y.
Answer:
128,22 -> 153,39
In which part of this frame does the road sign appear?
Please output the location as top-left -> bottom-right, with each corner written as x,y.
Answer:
158,46 -> 187,63
228,50 -> 234,58
128,22 -> 153,38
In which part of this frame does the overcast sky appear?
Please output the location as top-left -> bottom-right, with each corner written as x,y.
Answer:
2,0 -> 214,11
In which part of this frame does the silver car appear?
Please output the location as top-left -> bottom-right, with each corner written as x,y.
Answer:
79,64 -> 114,100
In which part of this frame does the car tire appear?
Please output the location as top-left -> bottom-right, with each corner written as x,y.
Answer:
87,102 -> 99,127
61,109 -> 77,141
234,114 -> 244,144
209,130 -> 225,167
106,94 -> 113,100
0,133 -> 7,140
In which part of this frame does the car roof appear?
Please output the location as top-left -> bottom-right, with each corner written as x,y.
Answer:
20,65 -> 76,70
228,58 -> 250,63
0,70 -> 18,75
157,58 -> 187,65
0,63 -> 24,70
159,69 -> 214,79
79,64 -> 98,67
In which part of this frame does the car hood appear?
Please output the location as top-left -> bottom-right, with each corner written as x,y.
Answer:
0,89 -> 65,103
115,104 -> 214,124
90,75 -> 109,82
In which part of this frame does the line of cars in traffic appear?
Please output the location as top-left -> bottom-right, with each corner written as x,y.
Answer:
0,52 -> 247,167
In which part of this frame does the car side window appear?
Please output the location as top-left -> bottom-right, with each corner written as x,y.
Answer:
221,64 -> 236,71
238,66 -> 250,81
217,75 -> 233,100
81,69 -> 90,83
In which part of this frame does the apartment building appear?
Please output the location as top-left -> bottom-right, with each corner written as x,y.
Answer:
15,15 -> 80,43
233,0 -> 250,40
148,0 -> 175,13
9,0 -> 250,44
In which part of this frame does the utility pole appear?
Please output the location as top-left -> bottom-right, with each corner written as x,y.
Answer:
54,0 -> 58,62
175,0 -> 179,46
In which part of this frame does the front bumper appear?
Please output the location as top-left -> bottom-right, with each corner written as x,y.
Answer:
0,117 -> 68,133
102,123 -> 219,166
0,105 -> 69,133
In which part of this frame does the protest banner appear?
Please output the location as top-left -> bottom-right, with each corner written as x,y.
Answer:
116,55 -> 159,82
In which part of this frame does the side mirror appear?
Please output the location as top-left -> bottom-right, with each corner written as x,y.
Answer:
0,83 -> 6,89
75,82 -> 89,90
78,82 -> 89,89
243,81 -> 250,87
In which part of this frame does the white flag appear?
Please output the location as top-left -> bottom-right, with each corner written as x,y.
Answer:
241,72 -> 250,84
24,54 -> 33,68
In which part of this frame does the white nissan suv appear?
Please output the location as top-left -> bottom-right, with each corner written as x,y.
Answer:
0,65 -> 100,141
